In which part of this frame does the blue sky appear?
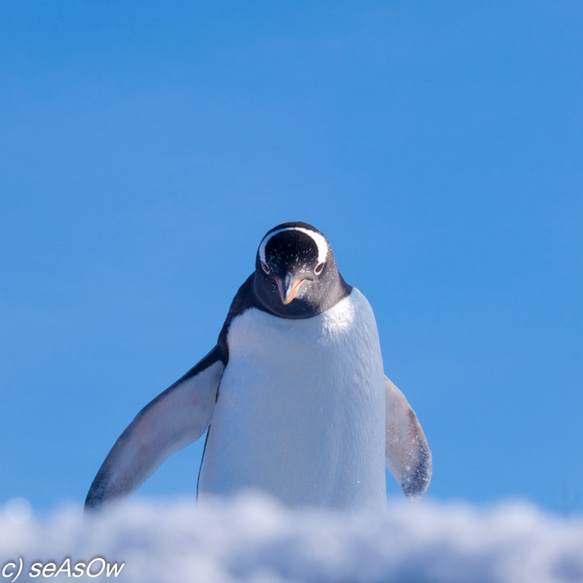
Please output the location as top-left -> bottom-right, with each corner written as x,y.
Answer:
1,1 -> 581,513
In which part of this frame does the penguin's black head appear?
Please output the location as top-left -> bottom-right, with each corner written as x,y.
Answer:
253,222 -> 351,319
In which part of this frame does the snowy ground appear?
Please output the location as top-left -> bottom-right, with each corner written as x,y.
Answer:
1,494 -> 582,583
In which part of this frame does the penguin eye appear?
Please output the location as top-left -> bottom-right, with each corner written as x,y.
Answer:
260,261 -> 271,275
314,262 -> 325,275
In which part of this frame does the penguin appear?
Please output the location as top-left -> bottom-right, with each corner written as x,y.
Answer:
85,222 -> 431,511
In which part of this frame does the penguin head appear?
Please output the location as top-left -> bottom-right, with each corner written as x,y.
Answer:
253,222 -> 351,319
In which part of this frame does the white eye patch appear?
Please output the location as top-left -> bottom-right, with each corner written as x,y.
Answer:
258,227 -> 329,267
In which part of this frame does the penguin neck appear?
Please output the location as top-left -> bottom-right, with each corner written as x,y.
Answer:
252,271 -> 352,320
217,273 -> 353,361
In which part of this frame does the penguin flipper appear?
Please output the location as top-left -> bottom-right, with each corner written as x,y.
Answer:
85,347 -> 225,512
384,376 -> 432,502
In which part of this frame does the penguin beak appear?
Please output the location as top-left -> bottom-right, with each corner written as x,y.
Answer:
274,273 -> 306,305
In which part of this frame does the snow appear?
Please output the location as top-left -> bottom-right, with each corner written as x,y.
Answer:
1,494 -> 582,583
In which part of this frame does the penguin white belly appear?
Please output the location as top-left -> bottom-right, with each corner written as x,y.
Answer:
198,288 -> 387,509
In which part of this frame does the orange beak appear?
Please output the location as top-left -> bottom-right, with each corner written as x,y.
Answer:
274,274 -> 306,305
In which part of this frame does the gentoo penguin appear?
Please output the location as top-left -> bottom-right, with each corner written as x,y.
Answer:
85,222 -> 431,511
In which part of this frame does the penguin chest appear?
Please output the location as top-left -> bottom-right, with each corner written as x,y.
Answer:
198,289 -> 387,508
